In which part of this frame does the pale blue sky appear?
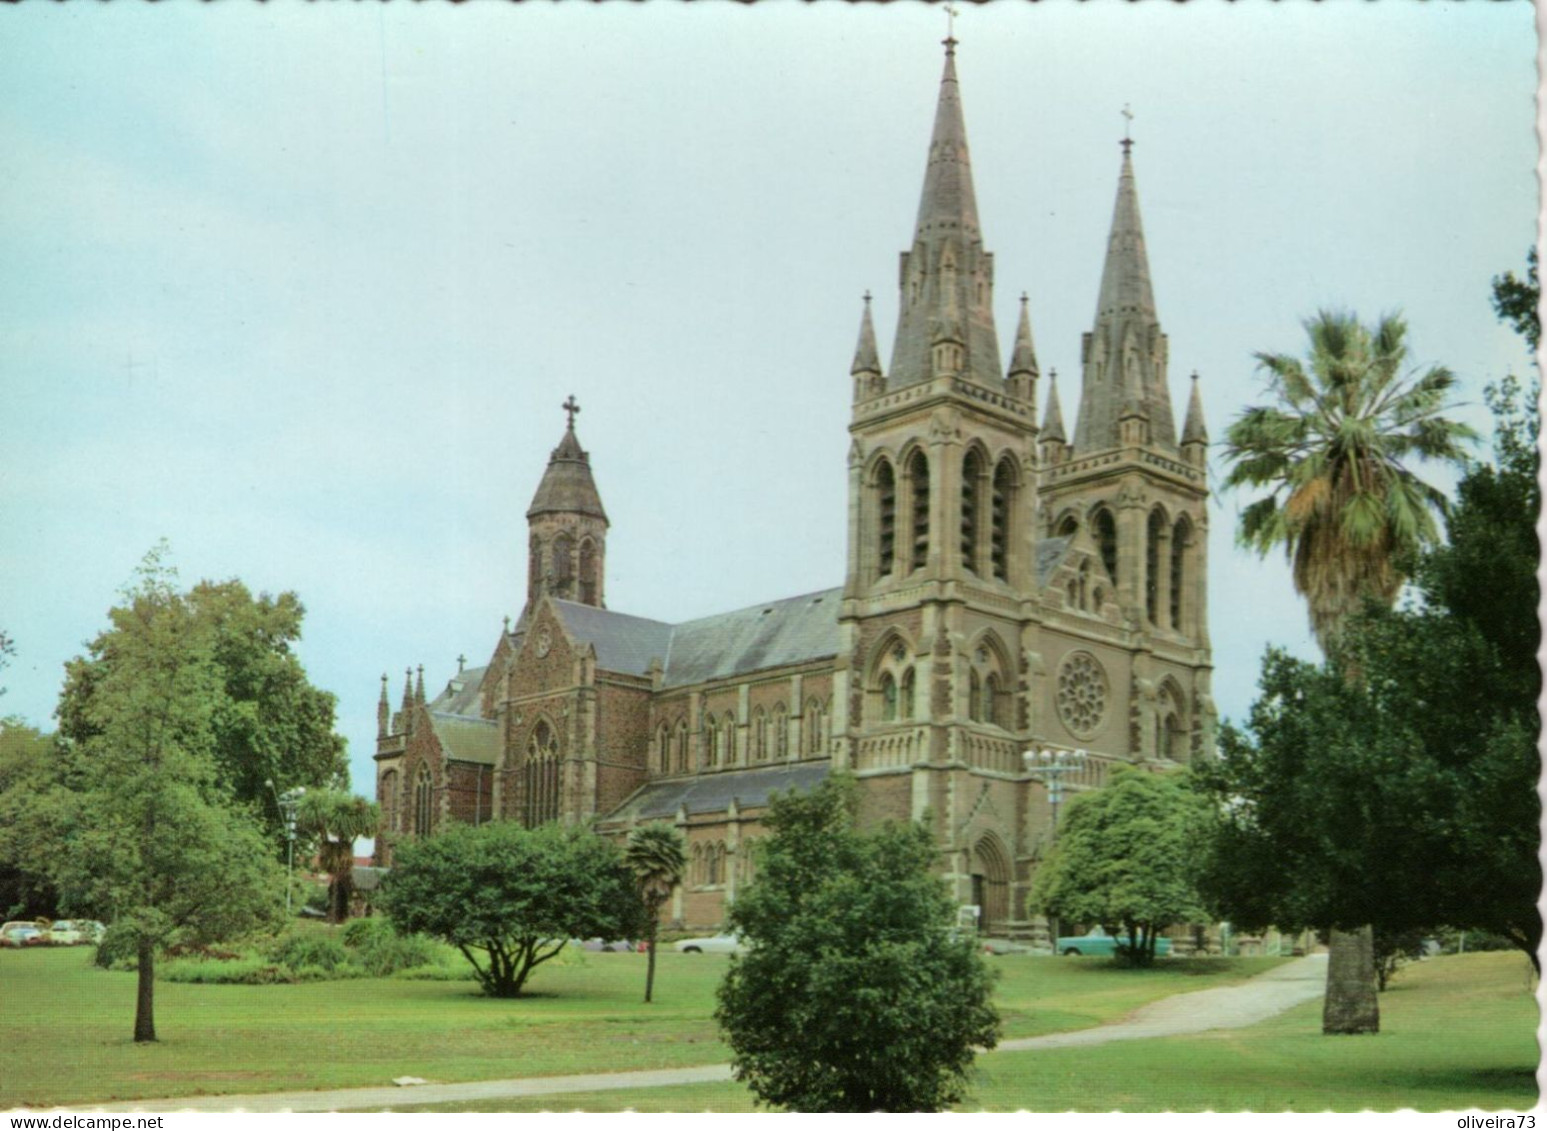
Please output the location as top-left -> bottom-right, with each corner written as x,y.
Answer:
0,2 -> 1536,800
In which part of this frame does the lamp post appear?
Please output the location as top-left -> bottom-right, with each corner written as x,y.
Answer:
1023,746 -> 1087,841
266,780 -> 306,915
1024,747 -> 1087,950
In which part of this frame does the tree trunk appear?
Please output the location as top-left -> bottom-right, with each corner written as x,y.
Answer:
134,938 -> 157,1043
644,919 -> 659,1004
1322,925 -> 1379,1034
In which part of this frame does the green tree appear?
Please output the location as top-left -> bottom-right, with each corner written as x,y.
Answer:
1222,309 -> 1474,1034
297,789 -> 379,924
0,718 -> 65,918
0,629 -> 13,695
377,820 -> 643,998
715,777 -> 1000,1112
1489,247 -> 1539,351
1029,766 -> 1209,967
37,549 -> 285,1041
58,577 -> 348,853
624,822 -> 686,1004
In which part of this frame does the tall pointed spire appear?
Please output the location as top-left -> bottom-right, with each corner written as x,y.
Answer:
1181,371 -> 1208,444
377,673 -> 390,739
886,38 -> 1002,389
1072,130 -> 1177,452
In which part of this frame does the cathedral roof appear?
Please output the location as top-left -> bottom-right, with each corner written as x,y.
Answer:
607,761 -> 831,822
549,600 -> 674,676
428,711 -> 500,766
526,420 -> 609,522
545,587 -> 841,687
659,588 -> 840,687
428,665 -> 488,717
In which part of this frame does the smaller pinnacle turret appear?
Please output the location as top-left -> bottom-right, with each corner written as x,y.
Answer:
415,664 -> 426,705
400,667 -> 413,713
1007,292 -> 1039,379
1041,369 -> 1066,444
377,673 -> 390,739
851,292 -> 882,378
1182,371 -> 1209,450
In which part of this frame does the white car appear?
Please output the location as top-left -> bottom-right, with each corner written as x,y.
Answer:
47,920 -> 83,946
673,934 -> 743,955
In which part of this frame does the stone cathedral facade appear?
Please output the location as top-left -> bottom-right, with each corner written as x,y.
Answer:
372,40 -> 1214,937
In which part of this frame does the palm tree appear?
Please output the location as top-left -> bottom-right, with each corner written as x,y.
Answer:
1224,309 -> 1474,1035
297,790 -> 380,924
625,822 -> 686,1004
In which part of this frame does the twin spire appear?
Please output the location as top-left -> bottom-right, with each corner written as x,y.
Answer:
852,39 -> 1203,454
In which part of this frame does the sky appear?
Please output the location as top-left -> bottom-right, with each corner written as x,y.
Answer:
0,2 -> 1537,802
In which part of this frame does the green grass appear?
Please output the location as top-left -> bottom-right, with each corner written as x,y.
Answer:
0,945 -> 1281,1108
380,953 -> 1538,1113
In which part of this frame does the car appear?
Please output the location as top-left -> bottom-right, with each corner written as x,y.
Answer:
673,934 -> 743,955
574,938 -> 639,953
1055,929 -> 1172,958
47,920 -> 84,946
0,925 -> 43,948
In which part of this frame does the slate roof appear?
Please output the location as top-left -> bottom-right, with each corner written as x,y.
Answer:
527,424 -> 608,521
429,712 -> 500,765
660,588 -> 840,687
548,587 -> 841,687
608,761 -> 831,822
549,601 -> 674,677
429,666 -> 488,717
1035,536 -> 1073,588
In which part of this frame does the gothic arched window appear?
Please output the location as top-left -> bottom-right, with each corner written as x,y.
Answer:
578,538 -> 597,605
773,703 -> 788,759
1171,516 -> 1191,632
908,451 -> 930,572
991,459 -> 1014,581
705,715 -> 719,768
1146,509 -> 1166,626
552,533 -> 574,589
961,449 -> 983,575
876,460 -> 897,578
881,672 -> 898,721
656,724 -> 671,774
900,668 -> 915,720
413,765 -> 433,837
806,698 -> 826,755
752,707 -> 768,762
675,720 -> 689,774
524,720 -> 560,827
1093,507 -> 1118,584
721,713 -> 736,767
984,673 -> 1001,728
968,669 -> 983,721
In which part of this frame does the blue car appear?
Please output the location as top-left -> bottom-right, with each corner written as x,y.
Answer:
1056,929 -> 1172,958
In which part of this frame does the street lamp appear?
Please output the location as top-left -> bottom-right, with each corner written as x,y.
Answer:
1023,747 -> 1087,841
1023,747 -> 1087,950
266,780 -> 307,915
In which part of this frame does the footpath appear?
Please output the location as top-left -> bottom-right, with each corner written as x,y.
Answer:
75,954 -> 1328,1113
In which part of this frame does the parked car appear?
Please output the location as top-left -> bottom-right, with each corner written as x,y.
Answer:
47,920 -> 84,946
1055,929 -> 1172,958
0,925 -> 44,948
574,938 -> 639,952
673,934 -> 743,955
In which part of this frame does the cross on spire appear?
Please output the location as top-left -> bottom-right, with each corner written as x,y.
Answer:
561,394 -> 580,430
943,1 -> 959,53
1121,104 -> 1135,155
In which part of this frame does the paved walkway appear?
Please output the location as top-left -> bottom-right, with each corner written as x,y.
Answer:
74,955 -> 1328,1113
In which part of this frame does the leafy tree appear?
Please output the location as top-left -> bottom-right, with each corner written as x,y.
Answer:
625,822 -> 686,1004
33,549 -> 286,1041
1222,310 -> 1473,1034
1028,765 -> 1209,967
0,718 -> 64,918
715,777 -> 999,1112
58,576 -> 348,853
377,820 -> 643,997
0,629 -> 13,695
1490,247 -> 1539,351
297,789 -> 379,924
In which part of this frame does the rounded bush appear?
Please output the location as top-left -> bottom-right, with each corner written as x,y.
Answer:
268,931 -> 350,973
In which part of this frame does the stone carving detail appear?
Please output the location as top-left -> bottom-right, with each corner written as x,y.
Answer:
929,407 -> 962,442
1056,651 -> 1108,737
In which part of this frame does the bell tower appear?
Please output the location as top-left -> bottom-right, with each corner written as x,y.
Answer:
525,395 -> 608,612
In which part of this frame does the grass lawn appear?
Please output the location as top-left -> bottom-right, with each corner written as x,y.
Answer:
386,952 -> 1539,1113
1,944 -> 1282,1108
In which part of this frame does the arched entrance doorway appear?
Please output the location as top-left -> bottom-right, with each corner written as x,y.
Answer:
970,834 -> 1011,935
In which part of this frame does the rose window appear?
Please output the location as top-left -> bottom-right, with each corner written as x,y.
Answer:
1056,651 -> 1107,736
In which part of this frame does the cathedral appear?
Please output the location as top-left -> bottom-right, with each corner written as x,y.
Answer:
372,38 -> 1214,937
